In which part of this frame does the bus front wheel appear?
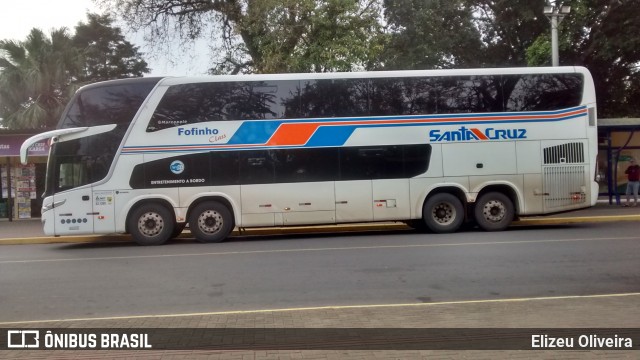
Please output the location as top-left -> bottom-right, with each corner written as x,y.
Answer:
128,203 -> 175,246
422,193 -> 464,233
188,201 -> 234,243
474,192 -> 514,231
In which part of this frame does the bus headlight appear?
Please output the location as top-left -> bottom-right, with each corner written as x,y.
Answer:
41,199 -> 66,213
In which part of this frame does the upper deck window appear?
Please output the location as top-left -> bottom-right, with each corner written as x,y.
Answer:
60,81 -> 157,128
147,81 -> 301,132
504,74 -> 583,112
145,73 -> 585,132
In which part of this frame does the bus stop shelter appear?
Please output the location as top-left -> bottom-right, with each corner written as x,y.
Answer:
597,118 -> 640,204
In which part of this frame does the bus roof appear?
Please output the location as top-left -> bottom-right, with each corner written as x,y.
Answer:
158,66 -> 590,86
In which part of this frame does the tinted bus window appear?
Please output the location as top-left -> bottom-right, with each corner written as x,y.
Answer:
299,80 -> 339,118
226,81 -> 302,121
503,74 -> 583,111
332,79 -> 370,117
370,77 -> 438,116
340,145 -> 430,180
47,80 -> 158,195
239,150 -> 275,184
272,148 -> 339,183
299,79 -> 370,118
148,81 -> 302,131
211,151 -> 240,186
403,144 -> 432,177
51,130 -> 126,193
61,82 -> 157,128
437,76 -> 503,114
342,146 -> 404,180
127,144 -> 431,189
148,82 -> 228,131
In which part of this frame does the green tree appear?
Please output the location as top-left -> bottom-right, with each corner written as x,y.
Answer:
527,0 -> 640,117
465,0 -> 548,66
383,0 -> 640,117
73,13 -> 149,82
99,0 -> 384,74
381,0 -> 482,69
381,0 -> 547,69
0,13 -> 150,129
0,28 -> 81,129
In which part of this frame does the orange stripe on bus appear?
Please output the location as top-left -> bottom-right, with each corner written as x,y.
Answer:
470,128 -> 489,140
267,123 -> 319,146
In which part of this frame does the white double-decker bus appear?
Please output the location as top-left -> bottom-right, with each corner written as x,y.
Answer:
21,67 -> 598,245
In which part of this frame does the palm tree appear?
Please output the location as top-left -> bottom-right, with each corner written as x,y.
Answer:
0,28 -> 82,129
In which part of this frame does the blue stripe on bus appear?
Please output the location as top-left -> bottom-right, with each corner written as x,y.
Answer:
122,107 -> 588,154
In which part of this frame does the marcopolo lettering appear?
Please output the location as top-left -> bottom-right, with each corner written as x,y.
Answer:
178,127 -> 219,136
429,126 -> 527,142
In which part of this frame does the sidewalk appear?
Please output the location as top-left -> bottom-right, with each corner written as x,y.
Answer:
1,293 -> 638,358
1,201 -> 640,245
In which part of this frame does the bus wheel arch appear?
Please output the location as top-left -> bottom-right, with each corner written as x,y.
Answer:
187,197 -> 235,243
126,200 -> 176,246
421,188 -> 467,233
473,185 -> 518,231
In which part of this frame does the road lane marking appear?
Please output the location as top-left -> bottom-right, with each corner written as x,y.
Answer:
0,292 -> 638,325
0,235 -> 638,265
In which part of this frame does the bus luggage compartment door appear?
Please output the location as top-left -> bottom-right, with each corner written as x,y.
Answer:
335,180 -> 373,223
278,182 -> 335,225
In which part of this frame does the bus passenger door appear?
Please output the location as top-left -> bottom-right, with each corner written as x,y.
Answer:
52,188 -> 94,235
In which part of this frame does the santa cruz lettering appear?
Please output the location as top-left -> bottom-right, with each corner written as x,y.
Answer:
429,126 -> 527,142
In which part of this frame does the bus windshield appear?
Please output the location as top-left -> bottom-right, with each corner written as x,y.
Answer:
45,79 -> 160,196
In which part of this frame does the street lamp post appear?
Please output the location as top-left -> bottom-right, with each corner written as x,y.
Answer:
543,3 -> 571,66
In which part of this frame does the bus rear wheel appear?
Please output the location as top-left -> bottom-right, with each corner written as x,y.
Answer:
474,192 -> 514,231
128,203 -> 175,246
189,201 -> 234,243
422,193 -> 464,233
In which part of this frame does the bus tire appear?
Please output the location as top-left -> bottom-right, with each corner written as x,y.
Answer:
474,192 -> 514,231
422,193 -> 464,233
189,201 -> 234,243
128,203 -> 175,246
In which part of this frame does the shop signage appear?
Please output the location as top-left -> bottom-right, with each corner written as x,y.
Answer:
0,135 -> 49,157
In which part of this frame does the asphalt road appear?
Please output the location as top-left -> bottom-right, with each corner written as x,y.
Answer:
1,222 -> 639,323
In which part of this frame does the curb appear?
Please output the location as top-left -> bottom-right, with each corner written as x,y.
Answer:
0,223 -> 409,246
512,214 -> 640,225
2,215 -> 640,246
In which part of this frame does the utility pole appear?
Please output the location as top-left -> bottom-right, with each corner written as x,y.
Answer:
543,2 -> 571,66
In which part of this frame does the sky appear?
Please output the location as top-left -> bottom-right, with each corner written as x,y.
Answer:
0,0 -> 210,76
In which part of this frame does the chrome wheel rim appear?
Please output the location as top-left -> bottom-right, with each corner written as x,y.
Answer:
431,202 -> 456,225
197,210 -> 223,234
482,200 -> 506,222
138,212 -> 164,237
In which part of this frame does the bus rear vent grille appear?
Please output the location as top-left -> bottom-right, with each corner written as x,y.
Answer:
543,165 -> 587,209
543,142 -> 584,164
